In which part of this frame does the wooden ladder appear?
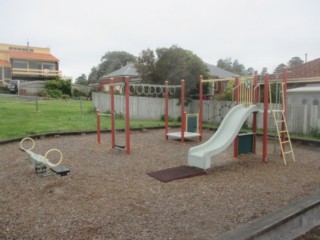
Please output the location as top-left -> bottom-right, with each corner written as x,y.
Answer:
271,109 -> 295,165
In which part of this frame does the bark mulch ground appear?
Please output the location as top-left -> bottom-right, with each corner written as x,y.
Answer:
1,129 -> 319,239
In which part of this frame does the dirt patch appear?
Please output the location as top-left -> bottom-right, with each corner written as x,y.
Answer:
0,129 -> 319,239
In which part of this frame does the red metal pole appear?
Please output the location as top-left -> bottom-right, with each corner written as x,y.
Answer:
165,81 -> 169,140
125,76 -> 130,154
110,79 -> 115,149
181,80 -> 185,143
199,75 -> 203,141
263,74 -> 269,163
234,77 -> 239,157
252,71 -> 258,153
97,109 -> 101,144
234,76 -> 240,104
281,67 -> 287,154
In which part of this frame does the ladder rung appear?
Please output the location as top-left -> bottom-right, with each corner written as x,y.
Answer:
279,130 -> 287,133
283,151 -> 293,154
276,120 -> 285,123
272,110 -> 283,113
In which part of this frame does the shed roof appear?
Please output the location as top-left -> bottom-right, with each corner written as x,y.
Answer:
287,85 -> 320,93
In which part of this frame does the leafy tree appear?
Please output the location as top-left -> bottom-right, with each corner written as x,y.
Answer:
274,63 -> 286,74
157,46 -> 210,94
135,49 -> 156,84
216,58 -> 251,76
75,74 -> 88,86
261,67 -> 268,75
287,56 -> 304,69
217,58 -> 233,72
135,45 -> 210,96
88,66 -> 99,84
88,51 -> 136,83
231,59 -> 245,75
245,67 -> 254,75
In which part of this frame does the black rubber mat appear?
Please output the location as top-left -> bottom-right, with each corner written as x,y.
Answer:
147,165 -> 206,183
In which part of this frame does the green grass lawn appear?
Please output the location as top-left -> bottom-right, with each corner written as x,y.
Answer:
1,96 -> 319,142
0,96 -> 174,140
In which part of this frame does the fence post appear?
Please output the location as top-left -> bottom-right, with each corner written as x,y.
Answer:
96,109 -> 101,144
80,98 -> 83,114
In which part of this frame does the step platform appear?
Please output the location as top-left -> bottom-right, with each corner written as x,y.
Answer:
50,165 -> 70,176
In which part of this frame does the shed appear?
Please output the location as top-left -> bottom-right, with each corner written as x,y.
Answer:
287,84 -> 320,134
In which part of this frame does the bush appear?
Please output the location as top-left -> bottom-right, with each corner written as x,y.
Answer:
47,89 -> 62,98
45,79 -> 72,96
310,127 -> 320,139
61,94 -> 70,100
73,89 -> 87,98
38,89 -> 48,97
161,114 -> 174,121
0,86 -> 10,94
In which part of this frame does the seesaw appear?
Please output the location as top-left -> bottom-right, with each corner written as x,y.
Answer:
20,137 -> 70,176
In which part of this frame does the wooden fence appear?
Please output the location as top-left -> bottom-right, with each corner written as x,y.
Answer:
93,92 -> 320,135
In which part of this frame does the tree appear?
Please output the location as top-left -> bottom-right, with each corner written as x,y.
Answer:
287,57 -> 304,69
245,67 -> 254,75
156,46 -> 210,91
261,67 -> 268,75
88,51 -> 136,83
88,67 -> 99,84
217,58 -> 233,72
135,49 -> 156,84
75,74 -> 88,86
135,45 -> 210,95
274,63 -> 287,74
216,58 -> 250,76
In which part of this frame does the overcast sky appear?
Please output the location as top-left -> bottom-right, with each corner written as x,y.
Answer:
1,0 -> 320,80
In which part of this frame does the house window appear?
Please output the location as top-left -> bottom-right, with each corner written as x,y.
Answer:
12,60 -> 28,69
43,63 -> 56,71
1,67 -> 11,80
4,67 -> 11,78
29,62 -> 42,69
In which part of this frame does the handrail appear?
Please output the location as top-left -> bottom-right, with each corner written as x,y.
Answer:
12,67 -> 61,77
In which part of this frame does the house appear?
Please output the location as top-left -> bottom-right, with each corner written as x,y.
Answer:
269,58 -> 320,88
99,62 -> 235,94
205,63 -> 236,95
0,43 -> 61,86
99,63 -> 140,92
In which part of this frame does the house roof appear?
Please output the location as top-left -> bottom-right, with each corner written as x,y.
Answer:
0,60 -> 11,67
8,51 -> 59,62
101,63 -> 138,79
287,58 -> 320,79
205,63 -> 236,78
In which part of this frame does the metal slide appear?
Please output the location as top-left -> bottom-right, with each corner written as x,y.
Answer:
188,104 -> 259,170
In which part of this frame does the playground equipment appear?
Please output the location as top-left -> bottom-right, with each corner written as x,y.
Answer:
96,77 -> 131,154
165,79 -> 202,142
130,79 -> 202,142
188,69 -> 295,170
20,137 -> 70,176
266,68 -> 295,164
188,104 -> 259,169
